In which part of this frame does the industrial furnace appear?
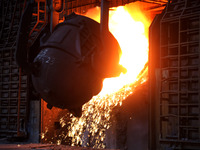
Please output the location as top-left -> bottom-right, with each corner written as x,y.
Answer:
0,0 -> 200,150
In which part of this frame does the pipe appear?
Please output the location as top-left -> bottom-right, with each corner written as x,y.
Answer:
100,0 -> 109,36
17,0 -> 27,137
17,68 -> 21,137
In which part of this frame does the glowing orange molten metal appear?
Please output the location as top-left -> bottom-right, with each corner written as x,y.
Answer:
58,3 -> 152,148
84,6 -> 150,95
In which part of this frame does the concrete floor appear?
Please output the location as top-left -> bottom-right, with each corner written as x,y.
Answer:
0,144 -> 119,150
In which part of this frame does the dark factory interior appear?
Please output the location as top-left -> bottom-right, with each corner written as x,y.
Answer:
0,0 -> 200,150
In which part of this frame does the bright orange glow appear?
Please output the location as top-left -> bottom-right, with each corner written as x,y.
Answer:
46,2 -> 154,148
85,6 -> 149,95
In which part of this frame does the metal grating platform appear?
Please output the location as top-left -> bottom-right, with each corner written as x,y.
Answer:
150,0 -> 200,149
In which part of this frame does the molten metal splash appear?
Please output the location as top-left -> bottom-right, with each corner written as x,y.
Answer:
57,3 -> 150,148
88,6 -> 149,96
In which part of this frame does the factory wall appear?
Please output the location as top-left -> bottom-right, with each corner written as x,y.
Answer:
149,0 -> 200,149
0,0 -> 31,141
0,0 -> 45,143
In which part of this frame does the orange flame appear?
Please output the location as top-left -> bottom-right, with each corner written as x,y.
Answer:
85,5 -> 150,95
57,2 -> 152,148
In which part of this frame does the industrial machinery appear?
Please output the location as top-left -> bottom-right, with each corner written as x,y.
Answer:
15,1 -> 125,117
149,0 -> 200,149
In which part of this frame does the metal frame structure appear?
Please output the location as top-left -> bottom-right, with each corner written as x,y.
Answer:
0,0 -> 29,139
0,0 -> 47,140
149,0 -> 200,149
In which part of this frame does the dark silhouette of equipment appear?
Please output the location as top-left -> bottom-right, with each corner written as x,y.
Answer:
16,1 -> 125,117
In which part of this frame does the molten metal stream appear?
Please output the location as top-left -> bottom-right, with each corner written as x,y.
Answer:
42,3 -> 152,148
